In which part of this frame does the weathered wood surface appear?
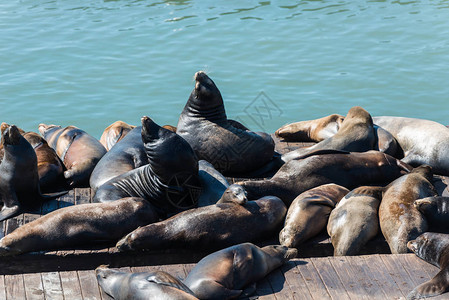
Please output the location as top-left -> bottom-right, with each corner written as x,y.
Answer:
0,255 -> 447,299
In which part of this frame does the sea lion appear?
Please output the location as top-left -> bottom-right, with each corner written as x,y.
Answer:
0,197 -> 159,256
235,150 -> 411,206
276,114 -> 344,142
90,126 -> 147,191
99,120 -> 136,151
96,265 -> 198,300
373,116 -> 449,175
275,113 -> 398,156
415,196 -> 449,231
183,243 -> 297,300
93,117 -> 201,216
0,125 -> 65,222
407,232 -> 449,299
176,71 -> 275,175
379,165 -> 437,254
39,123 -> 107,187
327,186 -> 383,256
22,131 -> 65,192
281,106 -> 376,162
197,160 -> 229,207
279,184 -> 349,248
116,194 -> 287,252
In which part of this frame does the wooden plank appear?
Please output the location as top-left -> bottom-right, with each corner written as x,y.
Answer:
41,271 -> 64,300
58,189 -> 75,208
266,268 -> 295,300
345,255 -> 387,299
281,261 -> 313,300
59,271 -> 83,300
161,264 -> 188,281
4,274 -> 26,300
328,256 -> 370,300
5,214 -> 23,235
311,257 -> 350,300
255,276 -> 276,299
361,254 -> 404,299
380,254 -> 416,296
295,259 -> 331,299
183,263 -> 196,276
0,275 -> 7,300
23,273 -> 44,300
396,254 -> 433,286
78,270 -> 102,300
75,188 -> 91,205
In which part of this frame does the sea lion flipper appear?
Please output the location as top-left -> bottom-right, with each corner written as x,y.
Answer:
241,283 -> 257,297
0,205 -> 21,222
192,279 -> 242,299
40,190 -> 69,200
146,272 -> 196,296
407,269 -> 449,300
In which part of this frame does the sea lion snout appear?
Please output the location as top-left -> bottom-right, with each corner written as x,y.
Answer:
414,198 -> 432,211
407,240 -> 418,253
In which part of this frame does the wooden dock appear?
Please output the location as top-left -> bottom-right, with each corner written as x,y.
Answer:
0,136 -> 448,299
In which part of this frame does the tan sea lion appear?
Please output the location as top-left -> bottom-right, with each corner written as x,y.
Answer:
281,106 -> 376,162
0,197 -> 159,256
183,243 -> 297,300
116,194 -> 287,252
235,150 -> 411,206
407,232 -> 449,299
379,165 -> 437,254
39,124 -> 107,187
96,265 -> 198,300
279,184 -> 349,248
99,120 -> 136,151
373,116 -> 449,175
327,186 -> 383,256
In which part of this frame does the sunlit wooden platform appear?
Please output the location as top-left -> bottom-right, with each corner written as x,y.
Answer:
1,254 -> 447,300
1,135 -> 449,299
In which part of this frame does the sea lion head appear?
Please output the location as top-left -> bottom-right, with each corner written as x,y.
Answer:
95,265 -> 123,297
187,71 -> 225,113
38,123 -> 62,137
262,244 -> 298,262
407,232 -> 449,267
219,184 -> 248,205
1,125 -> 22,146
345,106 -> 373,126
411,164 -> 434,182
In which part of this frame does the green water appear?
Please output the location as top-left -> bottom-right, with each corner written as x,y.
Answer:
1,0 -> 448,138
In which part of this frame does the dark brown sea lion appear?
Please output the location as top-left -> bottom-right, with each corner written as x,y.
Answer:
90,126 -> 147,191
116,195 -> 287,252
183,243 -> 297,300
0,125 -> 65,222
373,116 -> 449,176
176,71 -> 275,175
0,197 -> 158,256
282,106 -> 376,162
39,123 -> 107,187
99,120 -> 136,151
197,160 -> 229,207
379,165 -> 437,254
276,114 -> 344,142
327,186 -> 383,256
279,184 -> 349,248
96,265 -> 198,300
415,196 -> 449,231
407,232 -> 449,299
235,150 -> 411,206
22,131 -> 65,192
93,117 -> 201,217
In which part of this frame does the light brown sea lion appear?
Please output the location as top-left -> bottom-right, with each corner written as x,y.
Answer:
327,186 -> 383,256
116,194 -> 287,252
379,165 -> 437,254
176,71 -> 275,175
235,150 -> 411,206
407,232 -> 449,299
22,131 -> 65,192
281,106 -> 376,162
39,124 -> 107,187
279,184 -> 349,248
0,197 -> 159,256
183,243 -> 297,300
0,125 -> 66,222
96,265 -> 198,300
373,116 -> 449,176
99,120 -> 136,151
